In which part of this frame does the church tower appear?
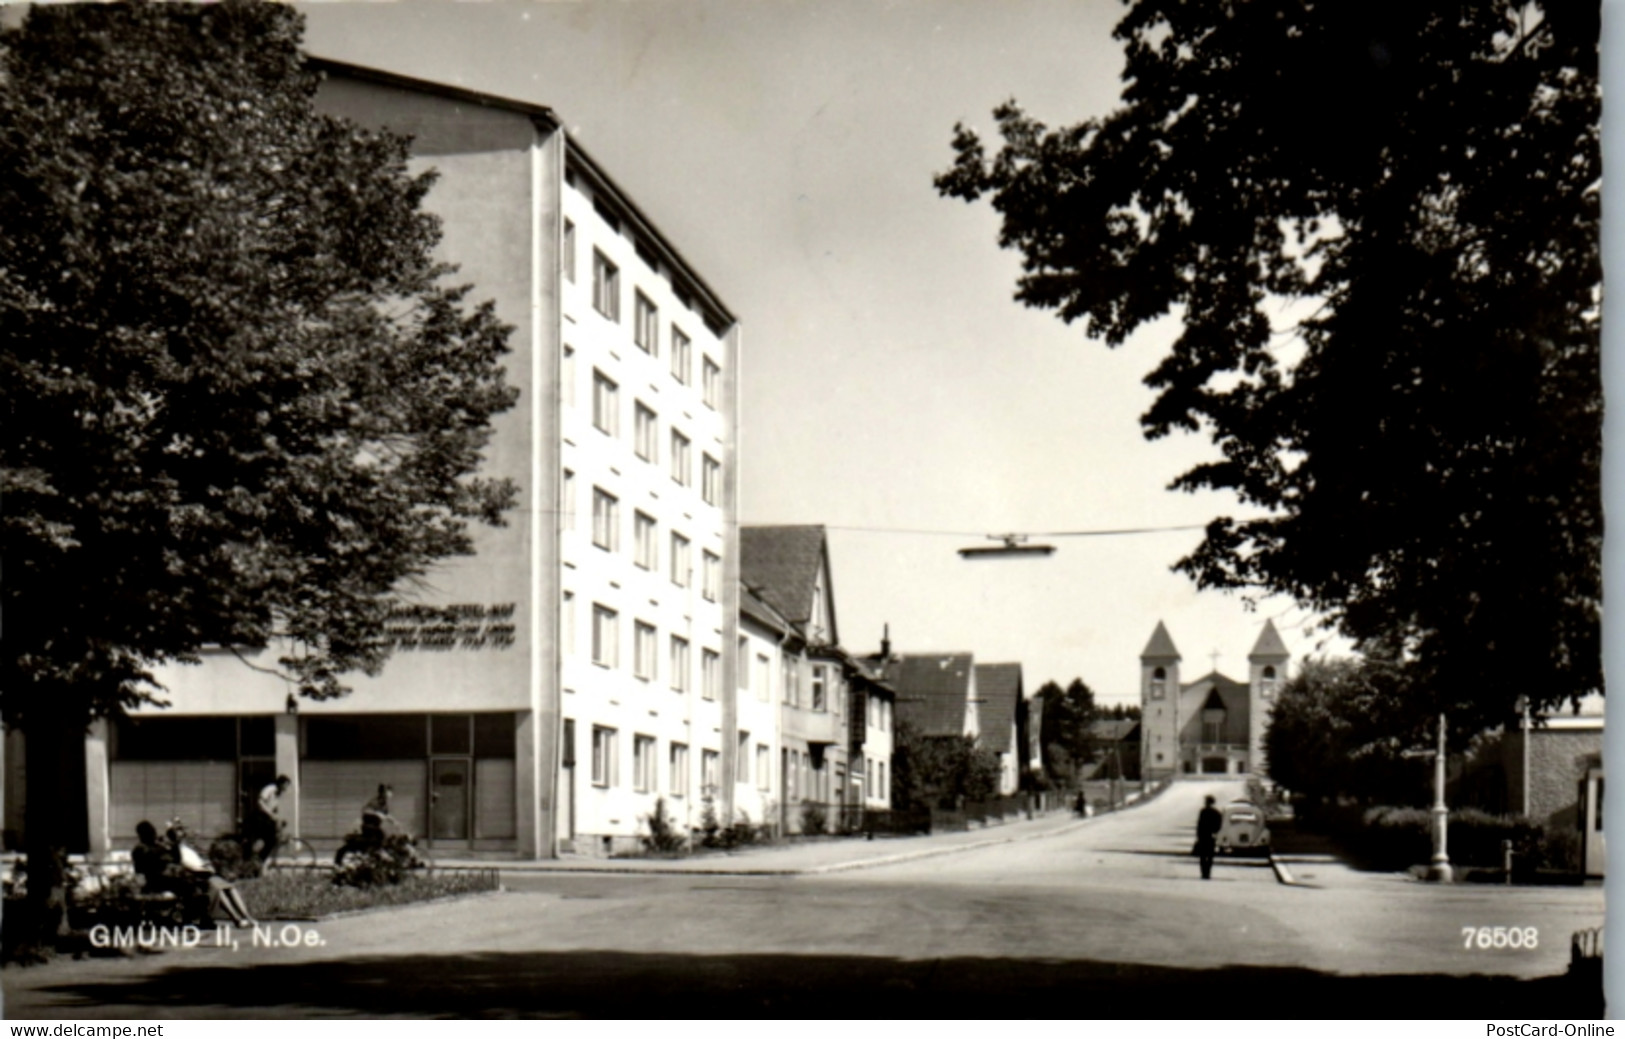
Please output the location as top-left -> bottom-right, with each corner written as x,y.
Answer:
1140,621 -> 1182,780
1247,620 -> 1290,777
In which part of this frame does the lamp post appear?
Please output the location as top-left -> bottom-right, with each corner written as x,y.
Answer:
1428,712 -> 1453,882
1400,711 -> 1453,882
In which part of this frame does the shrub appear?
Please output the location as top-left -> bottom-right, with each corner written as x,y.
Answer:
1447,808 -> 1541,868
799,801 -> 827,836
728,810 -> 761,847
642,797 -> 687,854
1531,828 -> 1582,873
1349,806 -> 1434,870
697,796 -> 724,848
240,868 -> 496,919
1327,805 -> 1547,872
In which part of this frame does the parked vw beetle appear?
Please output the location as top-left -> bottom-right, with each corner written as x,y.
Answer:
1215,799 -> 1270,854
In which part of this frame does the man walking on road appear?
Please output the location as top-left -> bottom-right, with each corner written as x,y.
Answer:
1195,795 -> 1222,880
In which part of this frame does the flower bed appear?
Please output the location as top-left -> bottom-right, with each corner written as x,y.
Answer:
236,868 -> 500,920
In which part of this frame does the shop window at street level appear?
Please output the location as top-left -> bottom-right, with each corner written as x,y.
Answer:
305,714 -> 428,760
474,714 -> 515,759
432,714 -> 473,756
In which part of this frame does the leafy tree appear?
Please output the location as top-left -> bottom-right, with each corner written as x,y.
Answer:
890,721 -> 1002,810
0,2 -> 517,949
1037,677 -> 1099,784
1265,654 -> 1429,808
937,2 -> 1601,735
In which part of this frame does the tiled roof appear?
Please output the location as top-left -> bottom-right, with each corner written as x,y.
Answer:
739,583 -> 792,635
1141,621 -> 1181,660
1089,718 -> 1138,742
974,663 -> 1023,754
740,525 -> 828,637
889,653 -> 974,738
1248,619 -> 1290,660
844,653 -> 895,690
1181,671 -> 1249,707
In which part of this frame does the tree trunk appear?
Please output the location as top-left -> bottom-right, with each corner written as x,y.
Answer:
18,711 -> 83,959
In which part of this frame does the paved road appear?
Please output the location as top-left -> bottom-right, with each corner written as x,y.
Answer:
5,781 -> 1605,1018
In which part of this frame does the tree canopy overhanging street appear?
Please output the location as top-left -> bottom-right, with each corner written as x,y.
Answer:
0,1 -> 517,947
936,0 -> 1602,736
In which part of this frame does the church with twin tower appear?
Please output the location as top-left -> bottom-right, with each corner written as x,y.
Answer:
1138,620 -> 1290,780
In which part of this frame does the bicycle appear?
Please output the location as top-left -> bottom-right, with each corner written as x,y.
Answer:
332,814 -> 432,873
207,820 -> 318,880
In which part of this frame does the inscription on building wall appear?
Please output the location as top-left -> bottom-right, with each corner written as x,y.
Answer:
384,603 -> 518,651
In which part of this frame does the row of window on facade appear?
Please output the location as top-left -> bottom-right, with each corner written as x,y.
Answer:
567,483 -> 724,592
584,726 -> 817,796
563,593 -> 723,695
584,725 -> 720,795
581,726 -> 888,803
563,218 -> 723,401
558,598 -> 893,732
571,368 -> 723,495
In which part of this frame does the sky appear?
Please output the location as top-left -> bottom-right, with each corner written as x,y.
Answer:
299,0 -> 1356,704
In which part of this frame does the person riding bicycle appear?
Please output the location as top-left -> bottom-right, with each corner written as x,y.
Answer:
248,775 -> 291,866
335,783 -> 406,866
360,784 -> 395,846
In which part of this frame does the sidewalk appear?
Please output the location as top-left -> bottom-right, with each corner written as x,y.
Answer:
434,808 -> 1098,876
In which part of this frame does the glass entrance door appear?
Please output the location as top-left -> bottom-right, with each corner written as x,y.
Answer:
430,758 -> 470,841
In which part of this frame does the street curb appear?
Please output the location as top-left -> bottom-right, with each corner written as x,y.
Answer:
486,817 -> 1097,878
483,787 -> 1173,878
1268,852 -> 1296,885
797,817 -> 1097,875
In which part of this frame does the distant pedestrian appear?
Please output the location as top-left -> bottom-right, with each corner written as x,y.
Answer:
1195,795 -> 1222,880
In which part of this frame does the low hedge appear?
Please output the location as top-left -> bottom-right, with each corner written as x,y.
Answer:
1302,800 -> 1568,873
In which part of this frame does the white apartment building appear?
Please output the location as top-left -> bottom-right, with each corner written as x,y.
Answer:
3,59 -> 742,860
558,141 -> 739,854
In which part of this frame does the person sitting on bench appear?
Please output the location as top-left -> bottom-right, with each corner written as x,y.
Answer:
157,820 -> 256,928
